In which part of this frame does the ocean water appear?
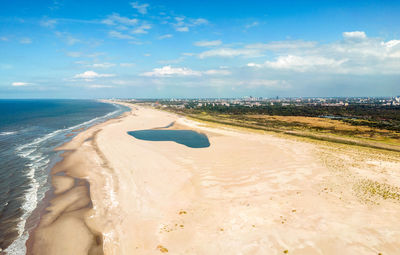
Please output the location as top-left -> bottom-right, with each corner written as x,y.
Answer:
0,99 -> 129,254
128,129 -> 210,148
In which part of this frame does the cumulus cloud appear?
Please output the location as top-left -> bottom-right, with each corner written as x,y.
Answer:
343,31 -> 367,39
108,30 -> 135,40
87,84 -> 114,88
245,21 -> 259,29
12,82 -> 32,86
191,18 -> 208,25
158,34 -> 173,40
194,40 -> 222,47
198,41 -> 316,59
246,40 -> 317,50
245,32 -> 400,74
74,71 -> 115,79
382,40 -> 400,48
130,2 -> 149,15
173,17 -> 208,32
55,31 -> 80,45
40,18 -> 57,28
102,13 -> 138,26
141,66 -> 202,77
203,69 -> 231,75
131,23 -> 151,34
91,63 -> 116,68
176,26 -> 189,32
248,55 -> 347,72
141,66 -> 232,77
102,13 -> 151,37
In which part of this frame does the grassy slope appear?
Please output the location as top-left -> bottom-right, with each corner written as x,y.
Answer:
162,108 -> 400,153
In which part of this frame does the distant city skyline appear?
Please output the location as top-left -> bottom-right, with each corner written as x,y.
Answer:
1,0 -> 400,98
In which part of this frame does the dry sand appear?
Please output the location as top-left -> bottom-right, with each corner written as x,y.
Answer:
28,102 -> 400,255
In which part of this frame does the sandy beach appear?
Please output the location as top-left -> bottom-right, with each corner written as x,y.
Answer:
28,102 -> 400,255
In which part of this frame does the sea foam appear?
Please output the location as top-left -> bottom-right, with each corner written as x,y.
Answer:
5,103 -> 126,254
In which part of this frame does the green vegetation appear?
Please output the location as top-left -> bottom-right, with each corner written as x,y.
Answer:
149,103 -> 400,152
175,104 -> 400,133
354,179 -> 400,203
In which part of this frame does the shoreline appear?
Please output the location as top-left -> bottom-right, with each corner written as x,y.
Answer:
27,102 -> 400,254
1,100 -> 127,255
25,101 -> 130,255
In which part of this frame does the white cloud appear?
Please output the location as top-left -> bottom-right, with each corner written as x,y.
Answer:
195,41 -> 316,59
87,52 -> 105,58
102,13 -> 138,26
158,34 -> 173,40
20,38 -> 32,44
40,18 -> 57,28
141,66 -> 232,77
246,33 -> 400,74
131,23 -> 151,34
173,17 -> 208,32
203,69 -> 231,75
245,21 -> 259,29
190,33 -> 400,75
129,40 -> 144,45
247,63 -> 262,68
246,40 -> 317,50
91,63 -> 116,68
191,18 -> 208,25
194,40 -> 222,47
108,30 -> 135,40
87,84 -> 114,88
12,82 -> 32,86
74,71 -> 115,79
382,40 -> 400,48
198,48 -> 262,58
55,31 -> 80,45
112,80 -> 131,85
262,55 -> 338,70
66,37 -> 80,45
250,55 -> 347,72
343,31 -> 367,39
103,13 -> 151,37
141,66 -> 202,77
49,0 -> 62,10
130,2 -> 149,15
0,36 -> 8,41
176,26 -> 189,32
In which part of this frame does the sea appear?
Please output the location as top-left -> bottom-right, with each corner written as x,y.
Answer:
0,99 -> 129,254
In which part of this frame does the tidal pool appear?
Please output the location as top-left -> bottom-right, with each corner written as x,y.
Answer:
127,129 -> 210,148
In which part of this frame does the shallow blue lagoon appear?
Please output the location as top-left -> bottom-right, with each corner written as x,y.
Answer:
128,129 -> 210,148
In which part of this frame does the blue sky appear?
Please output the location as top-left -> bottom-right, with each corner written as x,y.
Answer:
1,0 -> 400,98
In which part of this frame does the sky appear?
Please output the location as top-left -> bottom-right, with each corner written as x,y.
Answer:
0,0 -> 400,99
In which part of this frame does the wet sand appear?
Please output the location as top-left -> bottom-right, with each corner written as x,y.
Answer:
28,102 -> 400,254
